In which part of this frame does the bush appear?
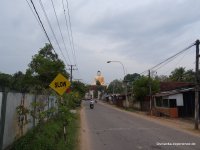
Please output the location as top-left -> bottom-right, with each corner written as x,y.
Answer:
10,112 -> 79,150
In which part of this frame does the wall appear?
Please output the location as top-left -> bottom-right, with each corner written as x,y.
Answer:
1,92 -> 57,150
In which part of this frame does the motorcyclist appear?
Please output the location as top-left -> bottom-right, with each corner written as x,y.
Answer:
90,99 -> 94,109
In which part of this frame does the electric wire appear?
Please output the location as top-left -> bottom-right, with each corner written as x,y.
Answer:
140,42 -> 195,75
160,48 -> 194,75
39,0 -> 69,65
62,0 -> 81,78
65,0 -> 78,66
154,48 -> 192,72
26,0 -> 42,30
50,0 -> 72,64
61,0 -> 74,63
29,0 -> 57,55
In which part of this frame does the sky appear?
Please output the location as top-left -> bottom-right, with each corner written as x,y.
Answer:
1,0 -> 200,84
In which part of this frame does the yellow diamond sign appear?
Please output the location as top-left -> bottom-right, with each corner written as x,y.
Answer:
49,73 -> 71,96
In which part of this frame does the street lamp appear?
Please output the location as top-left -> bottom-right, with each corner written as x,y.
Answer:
107,61 -> 126,77
107,60 -> 128,108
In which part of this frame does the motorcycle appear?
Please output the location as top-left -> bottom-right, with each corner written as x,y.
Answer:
90,100 -> 94,109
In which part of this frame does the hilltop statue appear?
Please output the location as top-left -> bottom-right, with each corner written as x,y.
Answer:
94,70 -> 105,85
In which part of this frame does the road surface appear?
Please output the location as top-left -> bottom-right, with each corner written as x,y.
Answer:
81,100 -> 200,150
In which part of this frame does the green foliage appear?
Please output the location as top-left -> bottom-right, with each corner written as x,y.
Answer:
168,67 -> 195,82
71,81 -> 87,98
0,72 -> 12,88
155,75 -> 169,82
133,76 -> 159,101
28,43 -> 69,89
11,113 -> 79,150
62,92 -> 81,109
107,79 -> 124,94
124,73 -> 140,82
169,67 -> 186,81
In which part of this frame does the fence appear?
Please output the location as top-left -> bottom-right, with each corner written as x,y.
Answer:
0,89 -> 57,150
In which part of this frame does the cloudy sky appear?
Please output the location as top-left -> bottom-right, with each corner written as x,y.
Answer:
1,0 -> 200,84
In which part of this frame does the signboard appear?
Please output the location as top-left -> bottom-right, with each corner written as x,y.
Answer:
49,73 -> 71,96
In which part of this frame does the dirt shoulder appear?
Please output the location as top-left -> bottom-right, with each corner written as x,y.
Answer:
99,101 -> 200,137
79,104 -> 91,150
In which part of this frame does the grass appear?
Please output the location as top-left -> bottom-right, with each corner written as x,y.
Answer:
9,111 -> 80,150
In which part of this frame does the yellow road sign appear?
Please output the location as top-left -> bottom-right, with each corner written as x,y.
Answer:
49,73 -> 71,96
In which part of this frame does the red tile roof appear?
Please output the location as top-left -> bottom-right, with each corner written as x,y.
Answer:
160,82 -> 194,91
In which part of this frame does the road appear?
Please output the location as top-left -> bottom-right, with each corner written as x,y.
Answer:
81,100 -> 200,150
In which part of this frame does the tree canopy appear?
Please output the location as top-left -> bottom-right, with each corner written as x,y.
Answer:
28,43 -> 69,90
169,67 -> 195,82
133,76 -> 159,101
107,79 -> 124,94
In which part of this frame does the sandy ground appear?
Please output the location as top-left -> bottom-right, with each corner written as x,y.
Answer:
79,104 -> 91,150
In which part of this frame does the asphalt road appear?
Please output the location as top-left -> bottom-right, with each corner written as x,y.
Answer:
82,100 -> 200,150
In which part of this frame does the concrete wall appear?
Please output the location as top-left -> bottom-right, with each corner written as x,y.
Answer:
3,93 -> 23,149
2,92 -> 57,149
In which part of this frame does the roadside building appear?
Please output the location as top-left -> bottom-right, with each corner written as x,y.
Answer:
152,82 -> 200,118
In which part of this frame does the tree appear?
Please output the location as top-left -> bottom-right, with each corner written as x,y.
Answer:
28,43 -> 69,90
133,76 -> 159,101
0,72 -> 12,88
184,69 -> 195,82
124,73 -> 140,82
169,67 -> 195,82
169,67 -> 185,81
124,73 -> 141,93
107,79 -> 124,94
11,71 -> 26,92
155,75 -> 169,82
71,81 -> 87,98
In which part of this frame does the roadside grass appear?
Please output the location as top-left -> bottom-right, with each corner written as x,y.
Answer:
9,111 -> 80,150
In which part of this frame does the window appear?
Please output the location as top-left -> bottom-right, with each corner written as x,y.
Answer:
169,99 -> 176,108
163,99 -> 169,107
156,98 -> 162,107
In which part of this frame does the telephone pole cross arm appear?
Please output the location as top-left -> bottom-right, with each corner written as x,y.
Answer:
67,65 -> 77,83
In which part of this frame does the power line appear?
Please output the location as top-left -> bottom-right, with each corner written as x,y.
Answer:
29,0 -> 57,55
61,0 -> 74,63
65,0 -> 78,66
156,47 -> 194,74
150,43 -> 195,70
26,0 -> 42,30
50,0 -> 72,64
140,42 -> 195,75
62,0 -> 82,79
38,0 -> 69,65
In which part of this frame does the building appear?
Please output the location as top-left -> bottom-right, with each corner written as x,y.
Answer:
152,82 -> 200,118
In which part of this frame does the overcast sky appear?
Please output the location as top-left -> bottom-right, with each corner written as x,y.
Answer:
1,0 -> 200,84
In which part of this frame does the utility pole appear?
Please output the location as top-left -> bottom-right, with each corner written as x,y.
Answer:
195,39 -> 200,130
67,65 -> 77,83
149,70 -> 152,115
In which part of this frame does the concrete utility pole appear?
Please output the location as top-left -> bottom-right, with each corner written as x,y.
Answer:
67,65 -> 77,83
148,70 -> 152,115
195,39 -> 200,130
